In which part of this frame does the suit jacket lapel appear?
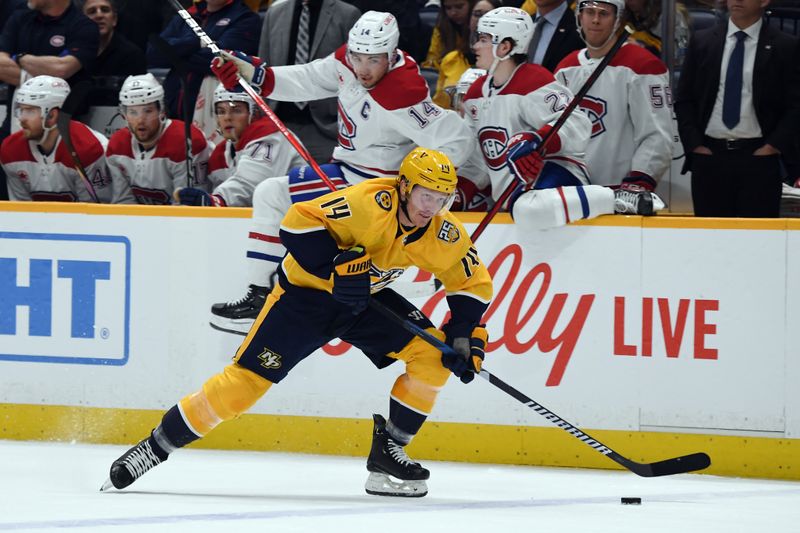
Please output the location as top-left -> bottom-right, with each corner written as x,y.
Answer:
273,1 -> 293,66
311,0 -> 332,59
543,8 -> 571,67
752,23 -> 773,106
708,24 -> 726,93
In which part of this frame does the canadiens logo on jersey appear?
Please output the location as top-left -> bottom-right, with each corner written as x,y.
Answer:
478,126 -> 510,170
578,96 -> 608,138
258,348 -> 282,369
437,220 -> 460,243
374,190 -> 392,211
337,101 -> 356,150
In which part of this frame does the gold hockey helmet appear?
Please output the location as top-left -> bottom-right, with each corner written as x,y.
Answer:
397,147 -> 457,198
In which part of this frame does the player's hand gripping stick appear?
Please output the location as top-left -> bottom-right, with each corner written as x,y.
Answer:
332,245 -> 372,315
442,325 -> 488,384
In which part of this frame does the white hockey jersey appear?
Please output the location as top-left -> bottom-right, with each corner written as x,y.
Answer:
555,44 -> 673,187
262,45 -> 474,183
106,119 -> 213,205
1,121 -> 114,203
208,117 -> 306,207
463,63 -> 593,202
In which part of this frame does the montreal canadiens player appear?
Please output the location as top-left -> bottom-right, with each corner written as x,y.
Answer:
1,75 -> 114,202
206,11 -> 474,334
463,7 -> 657,231
175,85 -> 306,207
102,147 -> 493,498
106,73 -> 212,205
555,0 -> 672,201
450,67 -> 494,212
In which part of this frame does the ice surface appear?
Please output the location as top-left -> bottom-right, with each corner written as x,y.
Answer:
1,440 -> 798,532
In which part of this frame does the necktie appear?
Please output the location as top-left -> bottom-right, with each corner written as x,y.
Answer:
722,31 -> 747,130
527,17 -> 547,64
295,1 -> 310,109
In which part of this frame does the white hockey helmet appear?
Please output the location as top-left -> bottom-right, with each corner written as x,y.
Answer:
577,0 -> 626,19
456,68 -> 486,95
476,7 -> 534,57
14,75 -> 70,120
213,84 -> 256,117
119,73 -> 165,109
348,11 -> 400,60
451,67 -> 486,111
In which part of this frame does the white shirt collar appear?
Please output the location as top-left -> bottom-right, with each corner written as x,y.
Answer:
727,17 -> 762,41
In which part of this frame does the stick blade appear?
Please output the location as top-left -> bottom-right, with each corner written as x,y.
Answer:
621,452 -> 711,477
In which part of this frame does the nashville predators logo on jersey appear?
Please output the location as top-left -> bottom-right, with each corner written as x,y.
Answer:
374,190 -> 392,211
258,348 -> 282,370
370,265 -> 405,292
437,220 -> 460,243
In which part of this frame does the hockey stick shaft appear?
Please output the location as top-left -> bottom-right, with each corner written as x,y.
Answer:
469,25 -> 634,242
149,34 -> 196,188
56,81 -> 99,203
166,0 -> 338,193
367,298 -> 711,477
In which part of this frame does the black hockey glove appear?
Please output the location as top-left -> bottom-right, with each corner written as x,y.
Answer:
442,324 -> 488,384
332,245 -> 371,315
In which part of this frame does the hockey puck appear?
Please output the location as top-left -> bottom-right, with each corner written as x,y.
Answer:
621,497 -> 642,505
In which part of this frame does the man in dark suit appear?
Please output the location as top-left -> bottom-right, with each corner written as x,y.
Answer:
675,0 -> 800,218
259,0 -> 360,163
526,0 -> 584,72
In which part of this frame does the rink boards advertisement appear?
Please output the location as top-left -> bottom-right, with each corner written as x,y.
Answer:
0,203 -> 798,480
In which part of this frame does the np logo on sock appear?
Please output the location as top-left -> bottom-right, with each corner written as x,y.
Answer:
258,348 -> 282,369
0,232 -> 131,365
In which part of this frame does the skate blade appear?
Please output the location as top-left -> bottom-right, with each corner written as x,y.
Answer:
364,472 -> 427,498
99,477 -> 115,492
208,317 -> 252,336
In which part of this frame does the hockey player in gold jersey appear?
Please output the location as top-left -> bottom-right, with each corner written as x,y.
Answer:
102,147 -> 493,498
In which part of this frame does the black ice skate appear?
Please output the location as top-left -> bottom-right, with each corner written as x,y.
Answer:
209,283 -> 269,335
614,185 -> 664,216
365,414 -> 429,498
100,437 -> 168,491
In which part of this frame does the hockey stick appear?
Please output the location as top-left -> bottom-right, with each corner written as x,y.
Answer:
469,24 -> 635,243
55,80 -> 99,203
367,298 -> 711,477
166,0 -> 337,192
149,34 -> 196,188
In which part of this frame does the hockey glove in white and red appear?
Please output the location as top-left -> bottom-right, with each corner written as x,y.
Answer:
210,50 -> 267,93
332,245 -> 372,315
175,187 -> 226,207
442,325 -> 488,384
